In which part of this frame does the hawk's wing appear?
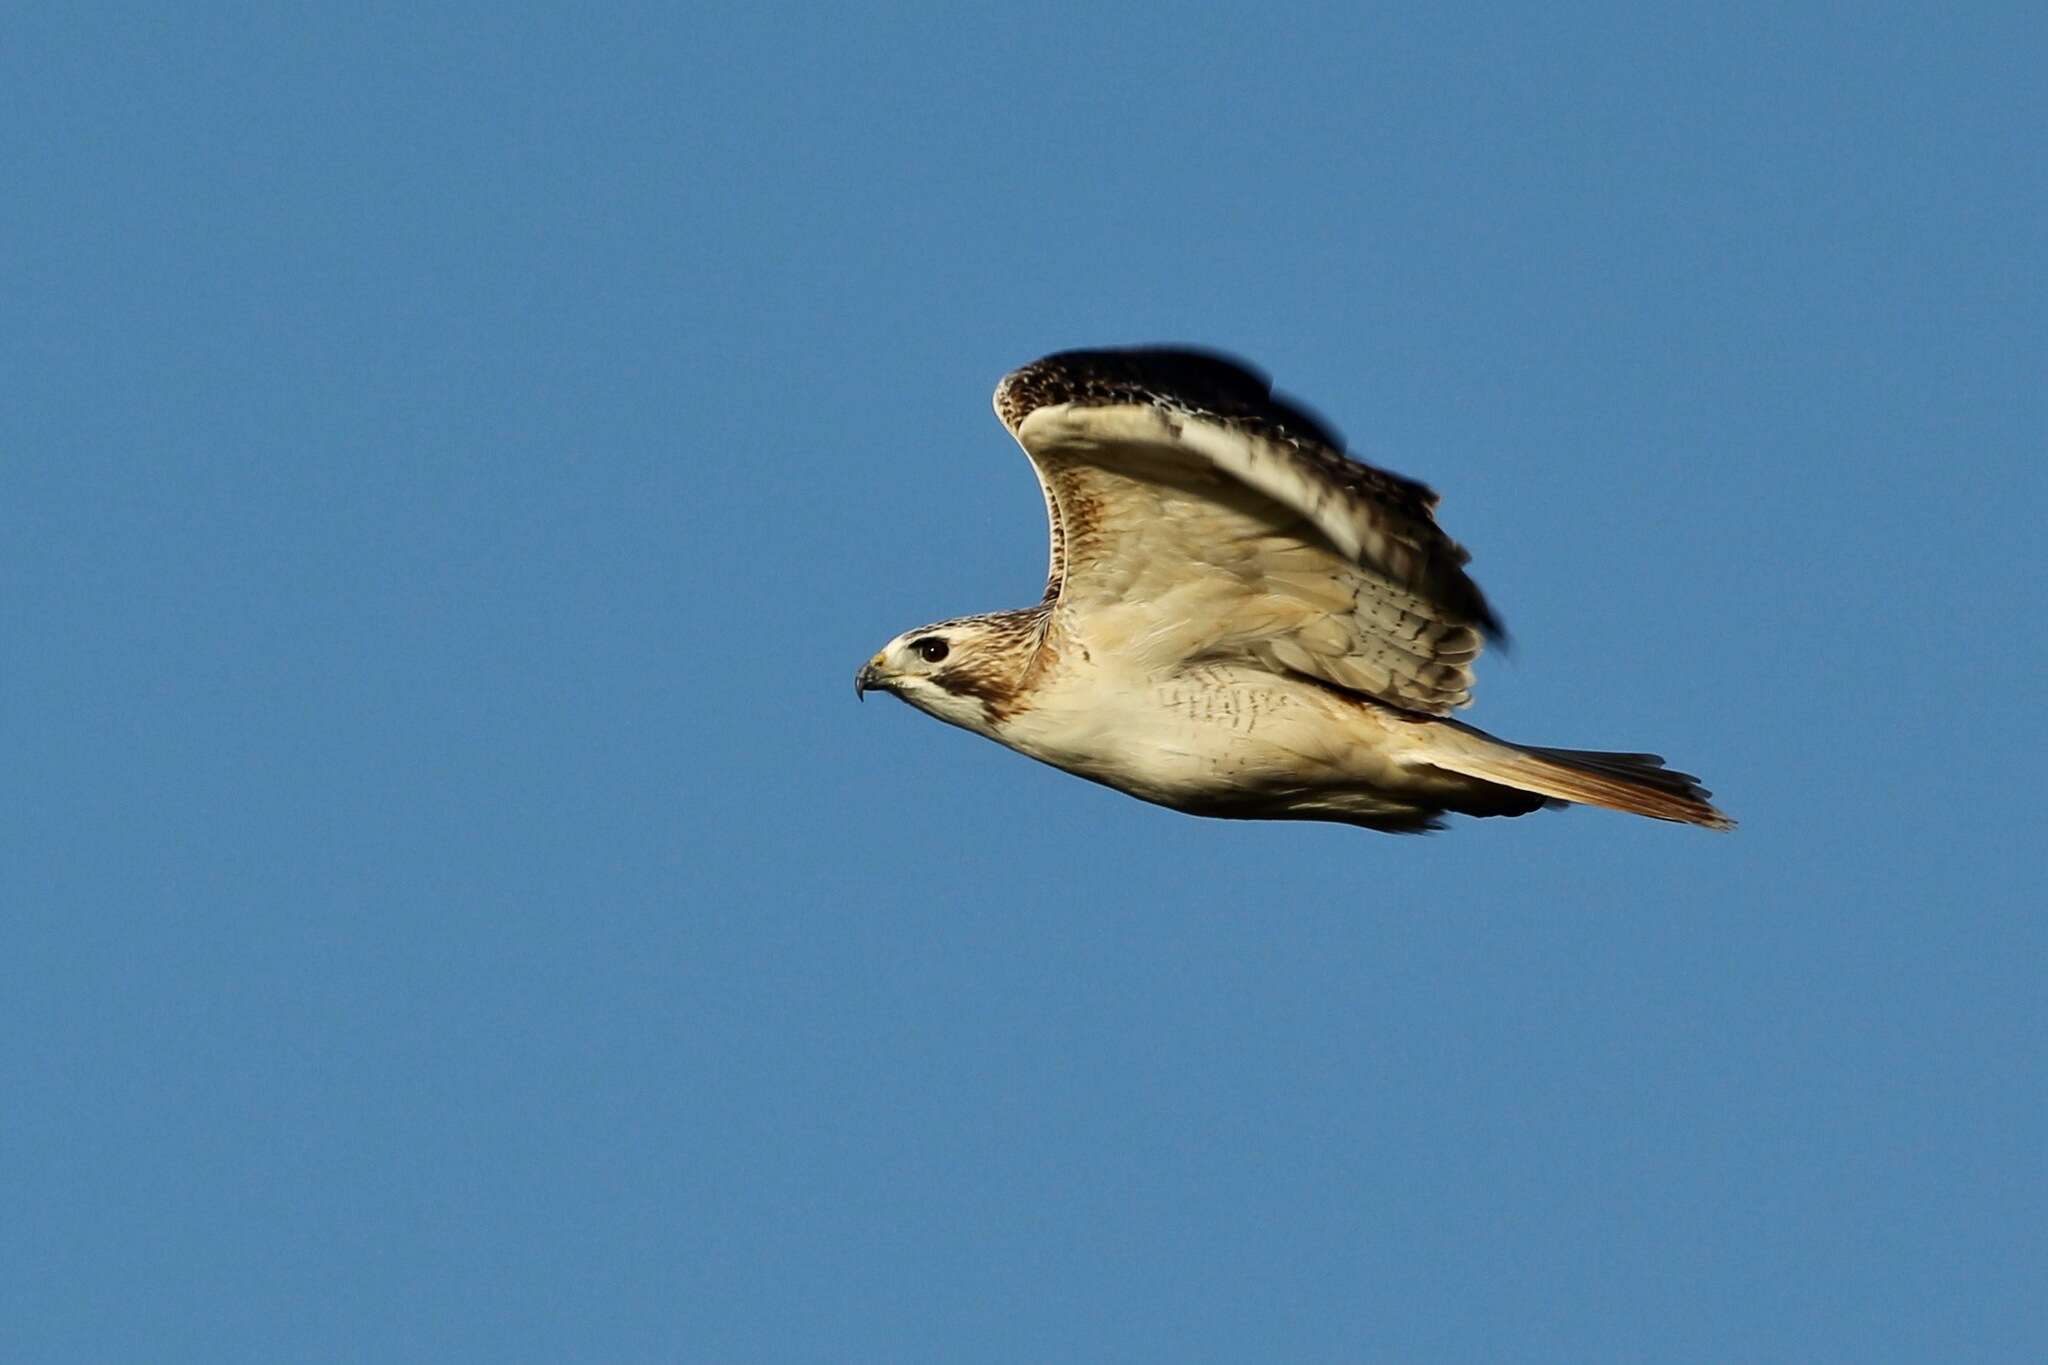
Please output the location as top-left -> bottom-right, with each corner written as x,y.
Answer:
994,347 -> 1501,715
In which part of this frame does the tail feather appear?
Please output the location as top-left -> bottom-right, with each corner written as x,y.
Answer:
1424,729 -> 1734,830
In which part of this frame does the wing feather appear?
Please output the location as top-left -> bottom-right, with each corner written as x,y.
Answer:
993,347 -> 1500,715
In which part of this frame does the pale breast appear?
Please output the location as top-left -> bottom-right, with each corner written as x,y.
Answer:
997,659 -> 1365,806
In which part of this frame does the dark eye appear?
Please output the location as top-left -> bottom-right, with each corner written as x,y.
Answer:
913,637 -> 949,663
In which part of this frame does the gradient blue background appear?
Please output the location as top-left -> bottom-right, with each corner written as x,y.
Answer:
7,4 -> 2043,1360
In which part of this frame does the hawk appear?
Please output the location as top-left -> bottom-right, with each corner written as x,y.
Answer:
857,347 -> 1731,834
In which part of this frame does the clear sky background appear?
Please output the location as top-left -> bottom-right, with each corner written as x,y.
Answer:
6,4 -> 2043,1361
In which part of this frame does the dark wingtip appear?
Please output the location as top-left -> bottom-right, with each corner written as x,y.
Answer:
1015,345 -> 1349,451
1430,551 -> 1506,646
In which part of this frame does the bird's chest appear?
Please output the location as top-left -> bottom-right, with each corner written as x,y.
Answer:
994,662 -> 1333,803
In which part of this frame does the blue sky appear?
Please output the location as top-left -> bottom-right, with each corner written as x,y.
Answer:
6,3 -> 2043,1360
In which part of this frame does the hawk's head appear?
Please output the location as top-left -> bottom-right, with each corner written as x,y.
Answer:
855,610 -> 1044,733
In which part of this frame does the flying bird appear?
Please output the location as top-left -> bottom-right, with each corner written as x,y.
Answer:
857,347 -> 1731,834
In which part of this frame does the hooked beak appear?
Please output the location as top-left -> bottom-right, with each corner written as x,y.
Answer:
854,654 -> 887,701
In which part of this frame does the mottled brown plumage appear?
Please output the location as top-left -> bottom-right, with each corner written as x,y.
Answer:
924,608 -> 1049,722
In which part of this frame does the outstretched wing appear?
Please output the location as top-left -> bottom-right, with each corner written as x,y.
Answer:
993,347 -> 1501,715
